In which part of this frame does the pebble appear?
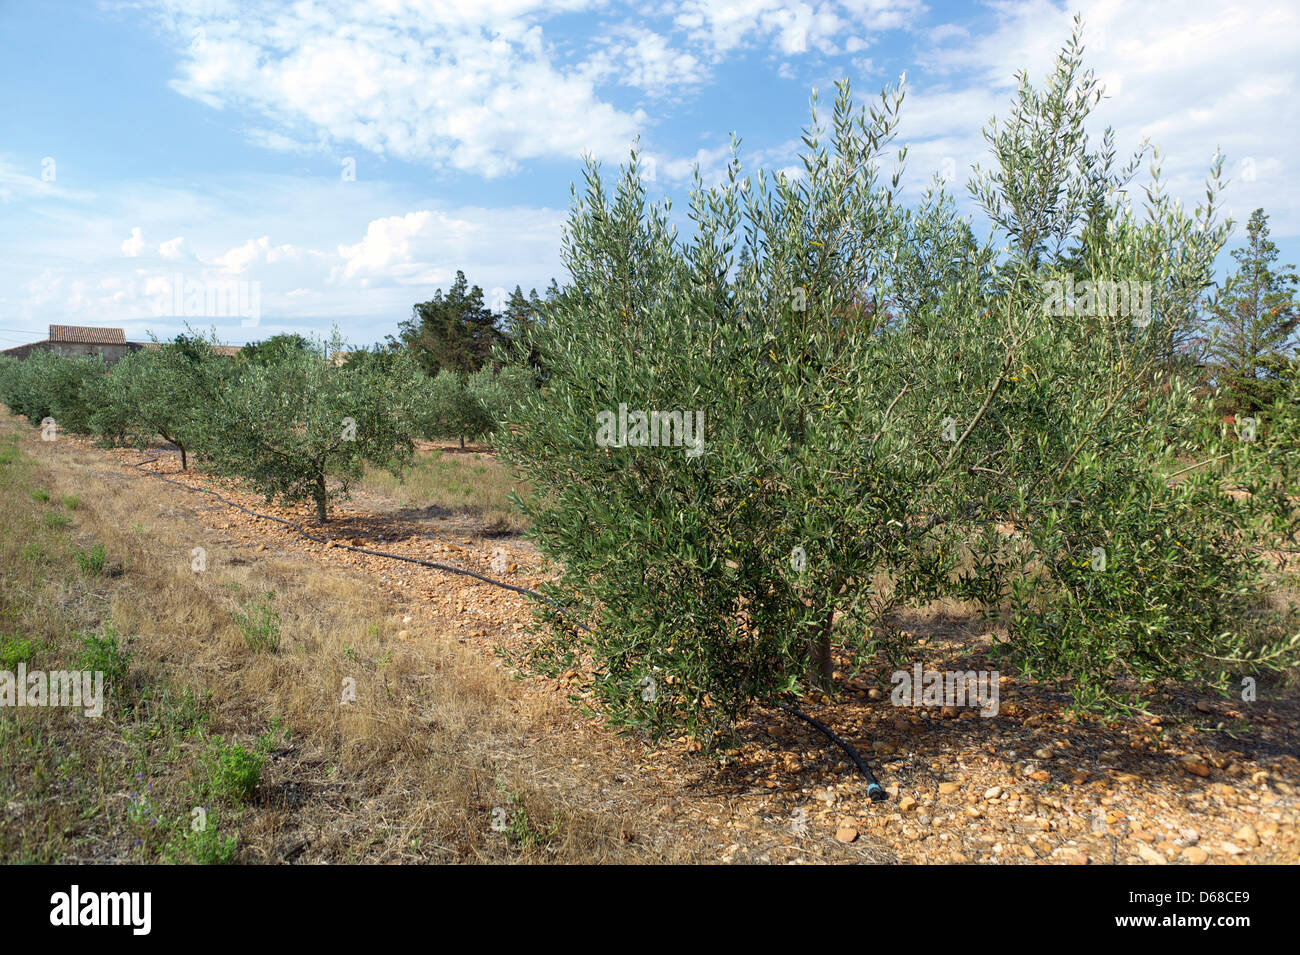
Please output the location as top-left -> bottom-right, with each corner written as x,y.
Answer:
1034,747 -> 1055,760
984,786 -> 1003,800
1181,846 -> 1209,864
938,782 -> 960,795
1137,845 -> 1168,865
835,827 -> 859,844
1234,825 -> 1260,847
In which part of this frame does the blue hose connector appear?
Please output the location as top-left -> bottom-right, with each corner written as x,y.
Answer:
866,782 -> 886,802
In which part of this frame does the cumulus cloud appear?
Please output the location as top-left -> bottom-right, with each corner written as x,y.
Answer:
581,27 -> 711,96
159,236 -> 187,259
145,1 -> 930,178
673,0 -> 924,58
121,227 -> 147,257
331,206 -> 567,291
213,235 -> 309,274
904,0 -> 1299,232
150,0 -> 647,178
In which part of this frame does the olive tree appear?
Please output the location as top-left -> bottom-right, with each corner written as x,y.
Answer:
205,333 -> 422,523
496,24 -> 1298,743
96,338 -> 223,468
0,350 -> 106,435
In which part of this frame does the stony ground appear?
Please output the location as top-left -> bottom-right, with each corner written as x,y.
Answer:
90,440 -> 1300,864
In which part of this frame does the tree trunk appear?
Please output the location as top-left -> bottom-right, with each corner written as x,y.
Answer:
807,609 -> 834,689
179,444 -> 187,471
459,434 -> 465,450
314,473 -> 328,524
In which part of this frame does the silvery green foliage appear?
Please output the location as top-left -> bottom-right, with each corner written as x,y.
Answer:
467,365 -> 534,435
413,368 -> 489,445
0,350 -> 106,435
498,24 -> 1297,739
96,337 -> 222,468
204,330 -> 424,523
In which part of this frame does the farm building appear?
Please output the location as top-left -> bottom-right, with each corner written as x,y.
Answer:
1,325 -> 241,366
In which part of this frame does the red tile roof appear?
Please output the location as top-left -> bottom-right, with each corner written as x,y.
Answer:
48,325 -> 127,344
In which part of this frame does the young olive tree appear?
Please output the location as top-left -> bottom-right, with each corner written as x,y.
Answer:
97,337 -> 223,468
466,365 -> 534,438
0,350 -> 106,435
412,369 -> 491,448
206,333 -> 422,523
497,23 -> 1298,743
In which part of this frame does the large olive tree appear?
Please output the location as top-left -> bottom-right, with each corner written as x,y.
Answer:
496,24 -> 1299,743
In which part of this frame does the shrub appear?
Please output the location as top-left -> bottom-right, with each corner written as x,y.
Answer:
228,591 -> 281,653
74,544 -> 106,576
0,633 -> 38,669
78,622 -> 130,688
496,23 -> 1298,741
199,738 -> 263,804
165,816 -> 239,865
203,332 -> 422,522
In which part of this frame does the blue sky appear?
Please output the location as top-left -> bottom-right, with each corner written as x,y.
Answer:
1,0 -> 1296,350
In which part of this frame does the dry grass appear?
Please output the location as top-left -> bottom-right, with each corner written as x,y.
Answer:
358,443 -> 529,534
0,416 -> 685,863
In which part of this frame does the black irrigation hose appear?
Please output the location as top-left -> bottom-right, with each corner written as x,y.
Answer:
129,450 -> 888,798
129,451 -> 587,627
780,704 -> 886,801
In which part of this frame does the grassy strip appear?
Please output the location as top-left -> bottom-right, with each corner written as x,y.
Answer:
359,445 -> 529,534
0,419 -> 654,863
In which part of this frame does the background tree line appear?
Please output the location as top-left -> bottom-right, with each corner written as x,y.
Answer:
0,300 -> 539,523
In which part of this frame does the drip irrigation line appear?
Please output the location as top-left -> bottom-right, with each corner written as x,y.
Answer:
128,450 -> 888,798
779,704 -> 886,800
129,452 -> 586,626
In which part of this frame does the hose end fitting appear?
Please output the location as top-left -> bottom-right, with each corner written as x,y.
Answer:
866,782 -> 886,802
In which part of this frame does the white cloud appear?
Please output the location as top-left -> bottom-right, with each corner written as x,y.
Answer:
332,206 -> 567,292
901,0 -> 1300,235
122,227 -> 147,257
674,0 -> 924,59
150,0 -> 648,178
213,236 -> 309,274
159,236 -> 187,259
581,27 -> 711,96
1,168 -> 568,344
